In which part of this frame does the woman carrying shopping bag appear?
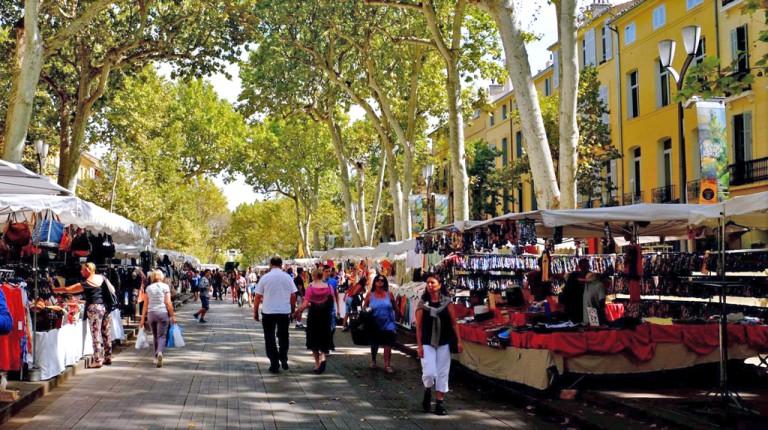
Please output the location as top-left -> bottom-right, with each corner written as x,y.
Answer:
139,270 -> 177,367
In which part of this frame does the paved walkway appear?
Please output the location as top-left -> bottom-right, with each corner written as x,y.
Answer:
1,298 -> 553,430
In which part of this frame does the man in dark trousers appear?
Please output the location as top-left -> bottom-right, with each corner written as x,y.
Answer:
253,256 -> 297,373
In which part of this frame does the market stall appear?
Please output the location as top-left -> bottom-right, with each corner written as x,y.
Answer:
410,203 -> 768,390
0,193 -> 149,381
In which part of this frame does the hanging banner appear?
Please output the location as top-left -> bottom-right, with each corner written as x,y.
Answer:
434,193 -> 449,226
695,99 -> 728,203
409,194 -> 425,235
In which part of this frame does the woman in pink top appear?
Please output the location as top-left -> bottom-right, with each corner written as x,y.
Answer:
294,269 -> 334,373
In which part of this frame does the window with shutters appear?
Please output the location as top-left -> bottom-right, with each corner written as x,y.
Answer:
607,159 -> 618,199
489,112 -> 495,127
631,147 -> 642,199
657,59 -> 670,107
733,112 -> 753,163
502,104 -> 508,120
515,131 -> 523,159
624,22 -> 636,45
661,139 -> 673,187
544,78 -> 551,96
627,70 -> 639,118
584,28 -> 596,66
731,25 -> 749,77
652,5 -> 666,30
502,137 -> 509,166
530,183 -> 537,210
517,186 -> 524,212
601,26 -> 612,62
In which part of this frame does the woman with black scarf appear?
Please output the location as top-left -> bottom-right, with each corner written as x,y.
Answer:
415,273 -> 463,416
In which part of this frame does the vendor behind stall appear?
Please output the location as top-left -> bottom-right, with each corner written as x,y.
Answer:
560,258 -> 589,323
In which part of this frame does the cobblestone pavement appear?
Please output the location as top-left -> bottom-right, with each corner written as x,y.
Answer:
1,298 -> 554,430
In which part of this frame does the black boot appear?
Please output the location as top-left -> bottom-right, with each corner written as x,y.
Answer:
434,400 -> 447,416
422,388 -> 432,412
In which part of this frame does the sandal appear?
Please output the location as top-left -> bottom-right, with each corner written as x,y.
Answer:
384,366 -> 394,374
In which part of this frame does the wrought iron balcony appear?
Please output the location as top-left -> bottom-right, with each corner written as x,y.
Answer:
623,191 -> 644,205
730,157 -> 768,186
652,184 -> 676,203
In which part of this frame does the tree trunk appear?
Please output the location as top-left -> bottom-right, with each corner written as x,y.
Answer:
367,157 -> 386,246
292,197 -> 310,257
445,63 -> 470,221
480,0 -> 560,209
355,165 -> 368,244
326,116 -> 363,246
2,0 -> 44,163
557,0 -> 579,209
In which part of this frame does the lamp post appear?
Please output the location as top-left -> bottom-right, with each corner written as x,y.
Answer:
34,139 -> 49,174
422,164 -> 434,231
658,25 -> 701,203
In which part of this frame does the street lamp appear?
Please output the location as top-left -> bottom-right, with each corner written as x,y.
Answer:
658,25 -> 701,203
34,139 -> 49,174
422,164 -> 434,230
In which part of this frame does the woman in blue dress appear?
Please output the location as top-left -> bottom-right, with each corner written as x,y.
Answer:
363,274 -> 398,373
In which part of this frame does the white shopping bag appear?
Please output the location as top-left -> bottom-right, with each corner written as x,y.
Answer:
135,328 -> 150,349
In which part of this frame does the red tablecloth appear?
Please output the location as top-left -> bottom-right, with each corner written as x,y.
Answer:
459,321 -> 768,362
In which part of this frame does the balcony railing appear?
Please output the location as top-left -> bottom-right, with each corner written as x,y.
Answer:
730,156 -> 768,186
652,184 -> 676,203
686,180 -> 701,203
623,191 -> 644,205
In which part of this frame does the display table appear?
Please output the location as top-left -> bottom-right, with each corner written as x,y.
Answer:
33,310 -> 125,381
456,321 -> 768,390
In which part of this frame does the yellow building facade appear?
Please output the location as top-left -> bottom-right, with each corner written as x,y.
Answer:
457,0 -> 766,217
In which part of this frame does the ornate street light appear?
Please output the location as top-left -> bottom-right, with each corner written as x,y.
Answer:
657,25 -> 701,203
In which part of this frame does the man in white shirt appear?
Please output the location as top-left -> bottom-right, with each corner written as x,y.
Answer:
253,256 -> 297,373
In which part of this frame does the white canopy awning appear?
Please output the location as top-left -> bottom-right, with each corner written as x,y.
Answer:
540,203 -> 708,236
0,160 -> 71,195
424,220 -> 484,234
321,246 -> 377,259
0,194 -> 149,244
375,239 -> 416,256
690,191 -> 768,230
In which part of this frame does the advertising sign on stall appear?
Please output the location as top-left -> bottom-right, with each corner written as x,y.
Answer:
434,193 -> 449,226
409,194 -> 425,234
695,99 -> 728,203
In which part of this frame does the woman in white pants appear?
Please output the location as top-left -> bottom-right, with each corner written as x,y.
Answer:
415,273 -> 463,415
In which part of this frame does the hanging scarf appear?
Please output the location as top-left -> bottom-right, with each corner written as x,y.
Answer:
419,295 -> 451,348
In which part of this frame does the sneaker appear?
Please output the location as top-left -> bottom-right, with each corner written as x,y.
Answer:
199,318 -> 207,323
422,388 -> 432,412
156,353 -> 163,368
434,400 -> 447,416
153,356 -> 158,366
192,313 -> 199,320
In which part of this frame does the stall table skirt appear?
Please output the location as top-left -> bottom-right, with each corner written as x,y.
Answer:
33,310 -> 125,381
457,342 -> 762,391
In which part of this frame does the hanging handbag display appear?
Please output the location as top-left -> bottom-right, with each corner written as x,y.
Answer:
59,226 -> 73,251
70,228 -> 92,257
32,210 -> 64,248
3,213 -> 32,246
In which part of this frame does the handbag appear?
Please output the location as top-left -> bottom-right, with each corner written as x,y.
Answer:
350,309 -> 373,346
101,281 -> 118,313
32,210 -> 64,248
70,228 -> 91,257
3,213 -> 32,246
59,227 -> 72,251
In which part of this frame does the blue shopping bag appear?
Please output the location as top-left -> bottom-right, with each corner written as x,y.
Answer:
166,324 -> 185,348
32,210 -> 64,248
